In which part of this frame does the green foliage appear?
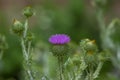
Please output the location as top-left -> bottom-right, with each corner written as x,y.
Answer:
0,0 -> 120,80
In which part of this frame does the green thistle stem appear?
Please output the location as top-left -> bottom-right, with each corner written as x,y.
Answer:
21,38 -> 28,60
21,19 -> 34,80
85,62 -> 103,80
58,56 -> 64,80
89,66 -> 94,80
93,62 -> 103,79
28,41 -> 32,56
85,65 -> 94,80
24,19 -> 28,38
85,72 -> 93,80
75,57 -> 87,80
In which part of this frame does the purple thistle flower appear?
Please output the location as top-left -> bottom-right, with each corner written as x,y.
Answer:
49,34 -> 70,44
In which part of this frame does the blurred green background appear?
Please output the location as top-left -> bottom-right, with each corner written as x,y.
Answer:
0,0 -> 120,80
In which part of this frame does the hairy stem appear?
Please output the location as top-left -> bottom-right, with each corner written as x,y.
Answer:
21,19 -> 34,80
24,19 -> 28,38
21,38 -> 28,60
58,57 -> 64,80
75,57 -> 87,80
93,62 -> 103,79
85,65 -> 94,80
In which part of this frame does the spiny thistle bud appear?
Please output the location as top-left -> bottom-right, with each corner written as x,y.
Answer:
12,19 -> 24,36
80,39 -> 98,64
26,32 -> 34,41
49,34 -> 70,57
85,40 -> 97,53
23,6 -> 33,18
80,39 -> 98,55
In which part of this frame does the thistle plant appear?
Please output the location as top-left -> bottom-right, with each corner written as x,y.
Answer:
9,3 -> 110,80
12,6 -> 34,80
49,34 -> 70,80
48,33 -> 107,80
80,39 -> 105,80
64,39 -> 108,80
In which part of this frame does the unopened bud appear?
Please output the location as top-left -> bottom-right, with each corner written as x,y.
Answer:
80,39 -> 98,64
85,40 -> 98,53
23,6 -> 33,18
12,19 -> 24,36
80,39 -> 98,55
26,32 -> 34,41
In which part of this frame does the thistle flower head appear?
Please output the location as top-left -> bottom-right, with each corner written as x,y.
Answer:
49,34 -> 70,45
